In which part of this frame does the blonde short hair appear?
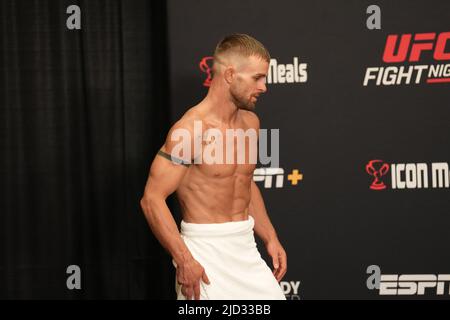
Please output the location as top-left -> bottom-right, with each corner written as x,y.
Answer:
213,34 -> 271,66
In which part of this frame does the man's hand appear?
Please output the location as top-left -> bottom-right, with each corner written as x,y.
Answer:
266,239 -> 287,282
176,257 -> 210,300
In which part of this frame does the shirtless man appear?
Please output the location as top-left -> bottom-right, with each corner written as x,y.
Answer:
140,34 -> 287,300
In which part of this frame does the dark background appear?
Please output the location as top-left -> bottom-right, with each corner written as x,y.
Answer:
1,0 -> 449,299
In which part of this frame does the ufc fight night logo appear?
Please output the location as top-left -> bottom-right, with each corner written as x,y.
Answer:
365,160 -> 449,190
367,265 -> 450,296
363,31 -> 450,86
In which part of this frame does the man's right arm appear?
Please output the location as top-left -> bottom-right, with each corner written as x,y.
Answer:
139,120 -> 209,300
139,148 -> 191,265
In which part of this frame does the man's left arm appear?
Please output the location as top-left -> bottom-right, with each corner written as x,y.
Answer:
249,179 -> 287,282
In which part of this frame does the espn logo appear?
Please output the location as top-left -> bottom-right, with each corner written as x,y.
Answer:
367,265 -> 450,296
253,168 -> 284,188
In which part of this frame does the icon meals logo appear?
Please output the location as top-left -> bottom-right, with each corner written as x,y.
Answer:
199,56 -> 308,87
199,56 -> 214,87
365,160 -> 449,190
267,57 -> 308,84
366,159 -> 390,190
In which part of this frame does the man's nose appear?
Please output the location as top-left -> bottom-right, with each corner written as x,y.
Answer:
259,83 -> 267,93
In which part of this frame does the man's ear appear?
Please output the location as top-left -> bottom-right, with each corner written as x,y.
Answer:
224,66 -> 234,84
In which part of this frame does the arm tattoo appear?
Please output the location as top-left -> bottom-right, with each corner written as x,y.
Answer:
157,150 -> 191,167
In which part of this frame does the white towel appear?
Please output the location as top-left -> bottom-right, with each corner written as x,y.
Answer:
173,215 -> 286,300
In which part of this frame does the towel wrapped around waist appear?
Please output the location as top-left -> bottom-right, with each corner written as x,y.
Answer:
173,215 -> 286,300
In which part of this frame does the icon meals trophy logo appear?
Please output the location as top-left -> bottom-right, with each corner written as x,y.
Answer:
199,56 -> 214,87
366,160 -> 390,190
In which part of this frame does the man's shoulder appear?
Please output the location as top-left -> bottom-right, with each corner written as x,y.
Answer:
171,106 -> 205,132
240,110 -> 260,129
163,107 -> 203,159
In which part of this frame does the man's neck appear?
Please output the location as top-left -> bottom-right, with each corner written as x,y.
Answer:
202,83 -> 239,125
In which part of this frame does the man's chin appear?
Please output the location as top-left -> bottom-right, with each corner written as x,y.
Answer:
238,102 -> 256,111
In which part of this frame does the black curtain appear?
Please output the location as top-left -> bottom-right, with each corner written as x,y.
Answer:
1,0 -> 174,299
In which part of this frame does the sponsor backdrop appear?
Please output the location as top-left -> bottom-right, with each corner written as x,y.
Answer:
167,0 -> 450,299
2,0 -> 449,300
